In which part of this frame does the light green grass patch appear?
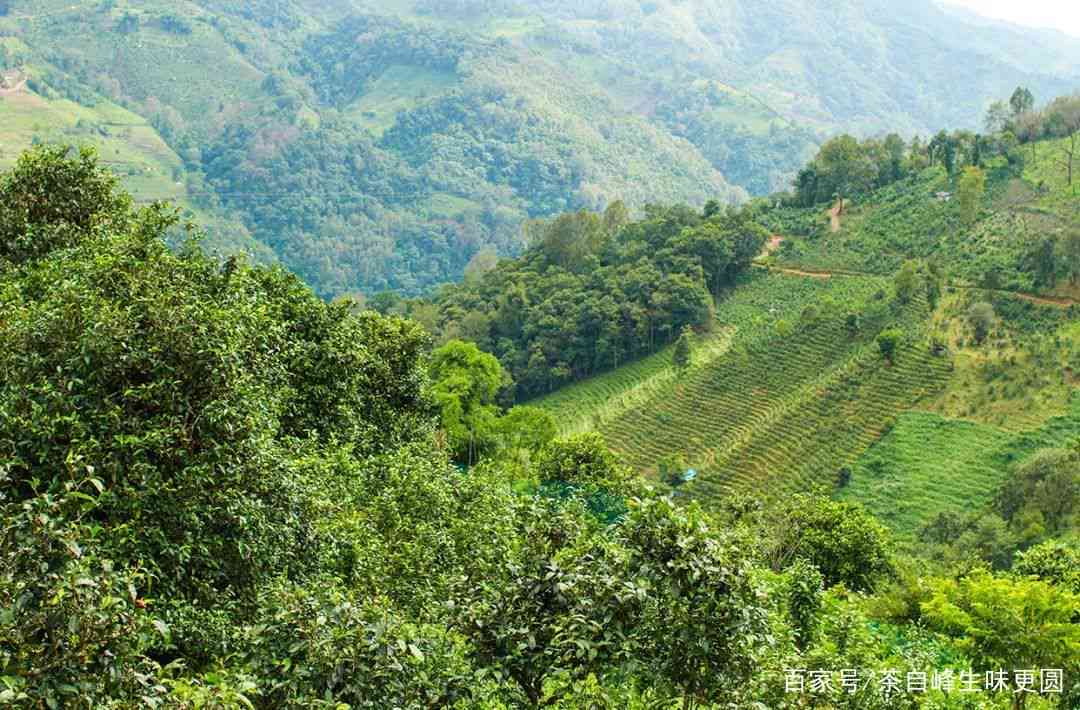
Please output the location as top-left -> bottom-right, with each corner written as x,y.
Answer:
486,16 -> 544,37
0,86 -> 184,201
842,394 -> 1080,539
421,192 -> 481,219
838,412 -> 1013,539
347,64 -> 458,136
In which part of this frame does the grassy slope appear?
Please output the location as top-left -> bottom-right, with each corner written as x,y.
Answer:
0,79 -> 273,261
345,64 -> 458,137
531,326 -> 736,437
925,291 -> 1079,431
0,0 -> 284,257
840,394 -> 1080,539
0,79 -> 183,198
536,266 -> 1077,532
5,0 -> 271,125
838,412 -> 1015,538
753,152 -> 1080,530
769,140 -> 1078,297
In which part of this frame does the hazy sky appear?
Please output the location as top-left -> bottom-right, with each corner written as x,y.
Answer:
939,0 -> 1080,38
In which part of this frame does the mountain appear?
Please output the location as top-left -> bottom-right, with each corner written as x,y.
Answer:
2,0 -> 1078,297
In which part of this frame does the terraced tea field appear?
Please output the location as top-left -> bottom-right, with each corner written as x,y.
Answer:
535,269 -> 955,505
688,331 -> 951,504
531,326 -> 736,436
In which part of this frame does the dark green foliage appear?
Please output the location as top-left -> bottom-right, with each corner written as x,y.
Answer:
1011,87 -> 1036,117
298,14 -> 467,107
201,117 -> 516,298
785,559 -> 824,652
658,452 -> 689,486
621,497 -> 770,707
876,328 -> 903,363
968,301 -> 996,344
0,147 -> 435,678
535,433 -> 632,522
0,145 -> 134,265
0,485 -> 165,707
836,466 -> 852,488
455,499 -> 641,708
323,447 -> 519,618
427,204 -> 763,397
1013,539 -> 1080,592
893,260 -> 921,304
769,496 -> 893,592
844,313 -> 861,337
795,134 -> 880,207
535,432 -> 626,490
247,583 -> 477,709
995,448 -> 1080,538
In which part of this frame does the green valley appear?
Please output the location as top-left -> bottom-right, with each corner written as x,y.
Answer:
4,0 -> 1080,295
2,2 -> 1080,708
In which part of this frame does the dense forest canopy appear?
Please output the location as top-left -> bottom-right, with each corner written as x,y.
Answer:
387,201 -> 768,398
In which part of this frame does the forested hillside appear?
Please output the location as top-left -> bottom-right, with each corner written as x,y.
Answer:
3,0 -> 1080,296
505,89 -> 1080,613
2,145 -> 1078,709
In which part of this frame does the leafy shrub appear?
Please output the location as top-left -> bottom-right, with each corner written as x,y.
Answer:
768,496 -> 893,591
0,147 -> 435,677
246,583 -> 478,709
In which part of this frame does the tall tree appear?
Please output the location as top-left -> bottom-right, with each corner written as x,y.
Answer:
922,571 -> 1079,710
1047,96 -> 1080,187
1062,224 -> 1080,285
602,199 -> 630,234
622,498 -> 770,710
893,260 -> 921,304
1009,86 -> 1035,117
528,210 -> 607,273
456,500 -> 642,709
766,496 -> 893,591
1029,236 -> 1058,287
673,222 -> 734,298
968,302 -> 995,344
428,339 -> 505,464
984,100 -> 1011,133
815,134 -> 876,206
